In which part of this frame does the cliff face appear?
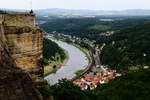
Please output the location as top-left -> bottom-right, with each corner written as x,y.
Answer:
0,12 -> 43,100
0,31 -> 43,100
1,12 -> 43,80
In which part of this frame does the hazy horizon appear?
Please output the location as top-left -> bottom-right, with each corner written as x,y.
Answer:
1,8 -> 150,11
0,0 -> 150,11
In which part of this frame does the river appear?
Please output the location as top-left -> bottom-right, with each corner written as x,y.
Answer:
44,38 -> 89,85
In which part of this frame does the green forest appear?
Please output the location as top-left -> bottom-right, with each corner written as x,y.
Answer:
40,16 -> 150,36
101,22 -> 150,70
43,38 -> 66,65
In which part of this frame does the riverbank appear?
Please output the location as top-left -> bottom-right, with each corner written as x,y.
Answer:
69,43 -> 92,76
44,39 -> 69,77
51,35 -> 93,77
45,38 -> 89,85
56,38 -> 93,76
44,49 -> 69,77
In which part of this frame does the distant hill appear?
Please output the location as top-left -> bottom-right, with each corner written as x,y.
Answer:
35,9 -> 150,16
1,8 -> 150,16
39,16 -> 150,35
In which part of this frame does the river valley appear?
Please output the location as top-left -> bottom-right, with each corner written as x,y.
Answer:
44,38 -> 89,85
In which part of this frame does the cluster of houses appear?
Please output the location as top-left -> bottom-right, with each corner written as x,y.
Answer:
73,66 -> 122,90
55,33 -> 96,46
100,30 -> 120,36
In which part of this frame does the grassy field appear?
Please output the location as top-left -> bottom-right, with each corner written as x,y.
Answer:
44,68 -> 57,76
89,24 -> 111,30
75,69 -> 85,76
44,49 -> 69,77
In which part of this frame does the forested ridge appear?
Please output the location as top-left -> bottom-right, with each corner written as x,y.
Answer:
40,16 -> 150,43
101,22 -> 150,70
40,16 -> 150,34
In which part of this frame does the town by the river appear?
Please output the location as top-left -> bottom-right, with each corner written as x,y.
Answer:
44,35 -> 122,90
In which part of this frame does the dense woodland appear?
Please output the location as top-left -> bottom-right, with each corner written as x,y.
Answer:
101,22 -> 150,70
40,16 -> 150,40
43,38 -> 66,65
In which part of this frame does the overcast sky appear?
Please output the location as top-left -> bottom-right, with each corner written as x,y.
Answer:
0,0 -> 150,10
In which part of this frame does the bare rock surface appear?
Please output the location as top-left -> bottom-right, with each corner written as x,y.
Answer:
0,12 -> 43,100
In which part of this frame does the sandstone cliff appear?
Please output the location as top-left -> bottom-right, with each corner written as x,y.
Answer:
0,12 -> 43,82
0,12 -> 43,100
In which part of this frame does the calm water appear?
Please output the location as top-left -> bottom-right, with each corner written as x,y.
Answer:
44,38 -> 88,85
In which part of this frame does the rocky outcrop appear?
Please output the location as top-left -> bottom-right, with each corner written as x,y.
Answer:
0,12 -> 43,82
0,12 -> 43,100
0,25 -> 43,100
5,26 -> 43,77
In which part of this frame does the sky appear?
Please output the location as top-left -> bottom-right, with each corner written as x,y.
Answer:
0,0 -> 150,10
